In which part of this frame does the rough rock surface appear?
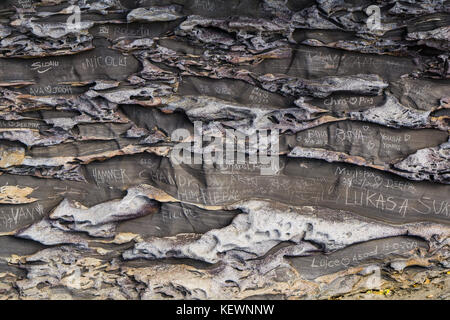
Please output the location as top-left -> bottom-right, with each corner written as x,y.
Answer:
0,0 -> 449,300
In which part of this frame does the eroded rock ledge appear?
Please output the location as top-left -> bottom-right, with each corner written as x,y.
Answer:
0,0 -> 449,300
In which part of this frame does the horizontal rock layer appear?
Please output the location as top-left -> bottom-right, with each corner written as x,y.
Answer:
0,0 -> 449,300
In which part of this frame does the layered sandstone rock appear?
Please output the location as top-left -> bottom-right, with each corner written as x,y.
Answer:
0,0 -> 448,300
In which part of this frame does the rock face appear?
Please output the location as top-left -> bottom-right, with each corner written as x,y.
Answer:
0,0 -> 449,300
